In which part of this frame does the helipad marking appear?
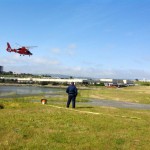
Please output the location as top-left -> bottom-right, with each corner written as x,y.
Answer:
46,104 -> 141,120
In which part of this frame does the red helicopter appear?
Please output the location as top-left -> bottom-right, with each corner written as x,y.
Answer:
6,42 -> 36,56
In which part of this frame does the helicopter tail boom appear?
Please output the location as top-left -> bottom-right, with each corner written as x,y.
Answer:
6,42 -> 17,53
6,42 -> 12,52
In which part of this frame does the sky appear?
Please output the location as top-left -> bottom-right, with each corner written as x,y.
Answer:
0,0 -> 150,79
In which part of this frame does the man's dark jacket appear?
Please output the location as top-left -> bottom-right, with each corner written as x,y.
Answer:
66,85 -> 78,96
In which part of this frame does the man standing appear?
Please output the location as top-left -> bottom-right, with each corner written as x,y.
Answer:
66,82 -> 78,108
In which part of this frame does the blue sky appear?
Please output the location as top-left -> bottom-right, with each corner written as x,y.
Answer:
0,0 -> 150,79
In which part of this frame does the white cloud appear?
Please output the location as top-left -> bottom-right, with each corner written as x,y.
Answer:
30,57 -> 60,65
68,44 -> 77,49
66,49 -> 75,56
1,53 -> 150,80
65,43 -> 77,56
51,48 -> 60,54
3,61 -> 150,79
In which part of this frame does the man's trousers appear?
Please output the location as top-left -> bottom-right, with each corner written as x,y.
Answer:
67,94 -> 76,108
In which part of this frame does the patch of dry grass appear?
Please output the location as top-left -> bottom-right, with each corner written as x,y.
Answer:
79,86 -> 150,104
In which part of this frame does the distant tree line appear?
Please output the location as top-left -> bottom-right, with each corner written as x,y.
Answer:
0,71 -> 39,78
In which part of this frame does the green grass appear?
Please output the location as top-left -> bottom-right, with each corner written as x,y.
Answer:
0,86 -> 150,149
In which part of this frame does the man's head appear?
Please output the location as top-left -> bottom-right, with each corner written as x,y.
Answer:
71,82 -> 74,85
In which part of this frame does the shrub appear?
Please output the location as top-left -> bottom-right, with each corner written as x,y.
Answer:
139,82 -> 150,86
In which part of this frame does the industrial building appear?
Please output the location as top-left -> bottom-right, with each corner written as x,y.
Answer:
0,76 -> 90,85
17,78 -> 89,84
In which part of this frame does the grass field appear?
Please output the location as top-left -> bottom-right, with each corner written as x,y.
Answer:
0,85 -> 150,150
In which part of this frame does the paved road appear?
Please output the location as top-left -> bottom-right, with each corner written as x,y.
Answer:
87,99 -> 150,110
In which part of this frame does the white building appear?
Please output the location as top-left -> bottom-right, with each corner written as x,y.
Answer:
17,77 -> 89,84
